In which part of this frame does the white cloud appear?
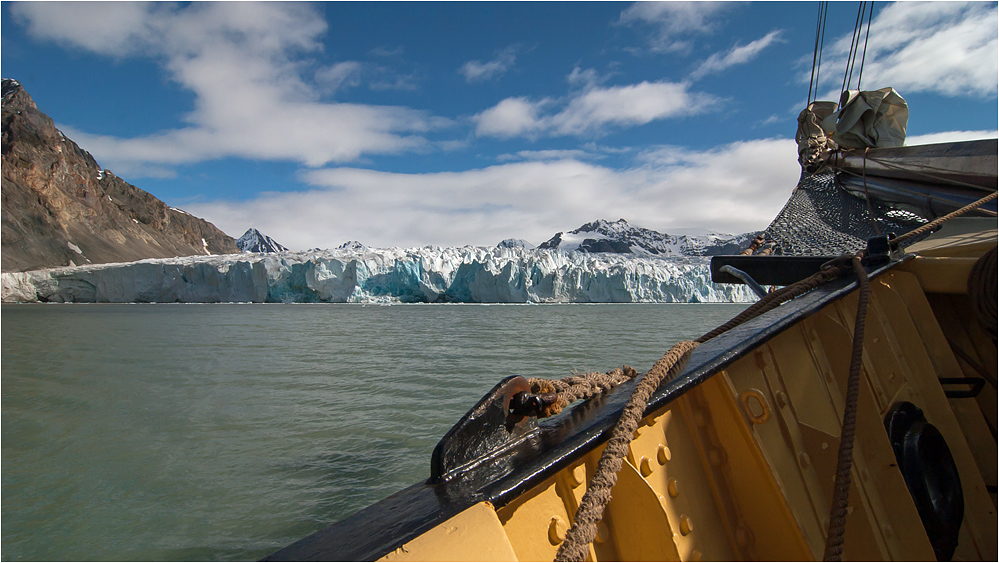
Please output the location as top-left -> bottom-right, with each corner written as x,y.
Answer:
551,81 -> 717,135
692,30 -> 783,80
370,45 -> 405,58
618,1 -> 731,53
474,80 -> 718,139
460,47 -> 518,82
370,72 -> 421,92
820,2 -> 997,97
9,2 -> 166,57
9,2 -> 442,176
315,61 -> 364,94
496,149 -> 599,162
183,138 -> 802,250
567,67 -> 604,90
180,126 -> 998,250
474,97 -> 548,138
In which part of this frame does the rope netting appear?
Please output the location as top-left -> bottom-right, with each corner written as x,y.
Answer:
762,172 -> 927,256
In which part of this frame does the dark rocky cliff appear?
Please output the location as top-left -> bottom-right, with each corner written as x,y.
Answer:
1,79 -> 239,272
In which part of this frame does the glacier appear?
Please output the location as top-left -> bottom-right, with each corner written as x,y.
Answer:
1,246 -> 758,304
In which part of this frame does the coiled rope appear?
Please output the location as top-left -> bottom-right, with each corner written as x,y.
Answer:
530,188 -> 998,561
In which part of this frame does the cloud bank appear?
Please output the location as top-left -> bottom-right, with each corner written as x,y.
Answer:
184,138 -> 802,250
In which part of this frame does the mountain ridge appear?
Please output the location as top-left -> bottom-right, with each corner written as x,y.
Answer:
538,218 -> 757,256
1,78 -> 239,272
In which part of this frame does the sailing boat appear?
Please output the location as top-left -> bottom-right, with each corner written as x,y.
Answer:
266,5 -> 997,561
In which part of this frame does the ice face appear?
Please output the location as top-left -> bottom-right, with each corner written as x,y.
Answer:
1,246 -> 759,303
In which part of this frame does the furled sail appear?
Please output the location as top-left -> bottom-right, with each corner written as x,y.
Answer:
821,87 -> 908,149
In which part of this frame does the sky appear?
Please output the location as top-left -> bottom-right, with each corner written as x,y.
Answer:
2,1 -> 997,250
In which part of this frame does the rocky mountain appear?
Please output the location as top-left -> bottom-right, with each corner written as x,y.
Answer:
336,241 -> 367,252
538,219 -> 757,256
236,228 -> 288,253
497,238 -> 536,249
1,79 -> 239,272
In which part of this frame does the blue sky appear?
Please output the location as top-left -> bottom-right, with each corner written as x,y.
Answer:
2,1 -> 997,250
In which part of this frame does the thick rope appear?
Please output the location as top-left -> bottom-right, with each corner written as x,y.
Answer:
554,340 -> 699,562
527,367 -> 639,418
822,254 -> 870,561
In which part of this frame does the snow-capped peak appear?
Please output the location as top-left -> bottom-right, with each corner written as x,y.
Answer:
538,219 -> 758,257
497,238 -> 537,250
236,228 -> 288,253
336,240 -> 367,252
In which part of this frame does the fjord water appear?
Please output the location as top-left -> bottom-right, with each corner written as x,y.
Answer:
2,303 -> 746,561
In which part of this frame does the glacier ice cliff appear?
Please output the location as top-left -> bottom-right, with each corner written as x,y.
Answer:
1,246 -> 758,304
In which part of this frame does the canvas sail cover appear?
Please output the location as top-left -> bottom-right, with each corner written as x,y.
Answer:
796,101 -> 839,172
821,87 -> 908,149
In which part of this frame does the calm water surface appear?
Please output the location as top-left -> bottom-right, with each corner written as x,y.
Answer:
2,303 -> 746,561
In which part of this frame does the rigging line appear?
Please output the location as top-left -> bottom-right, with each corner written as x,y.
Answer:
815,1 -> 829,101
846,2 -> 867,93
841,2 -> 865,96
856,1 -> 874,90
808,2 -> 824,104
894,189 -> 999,245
